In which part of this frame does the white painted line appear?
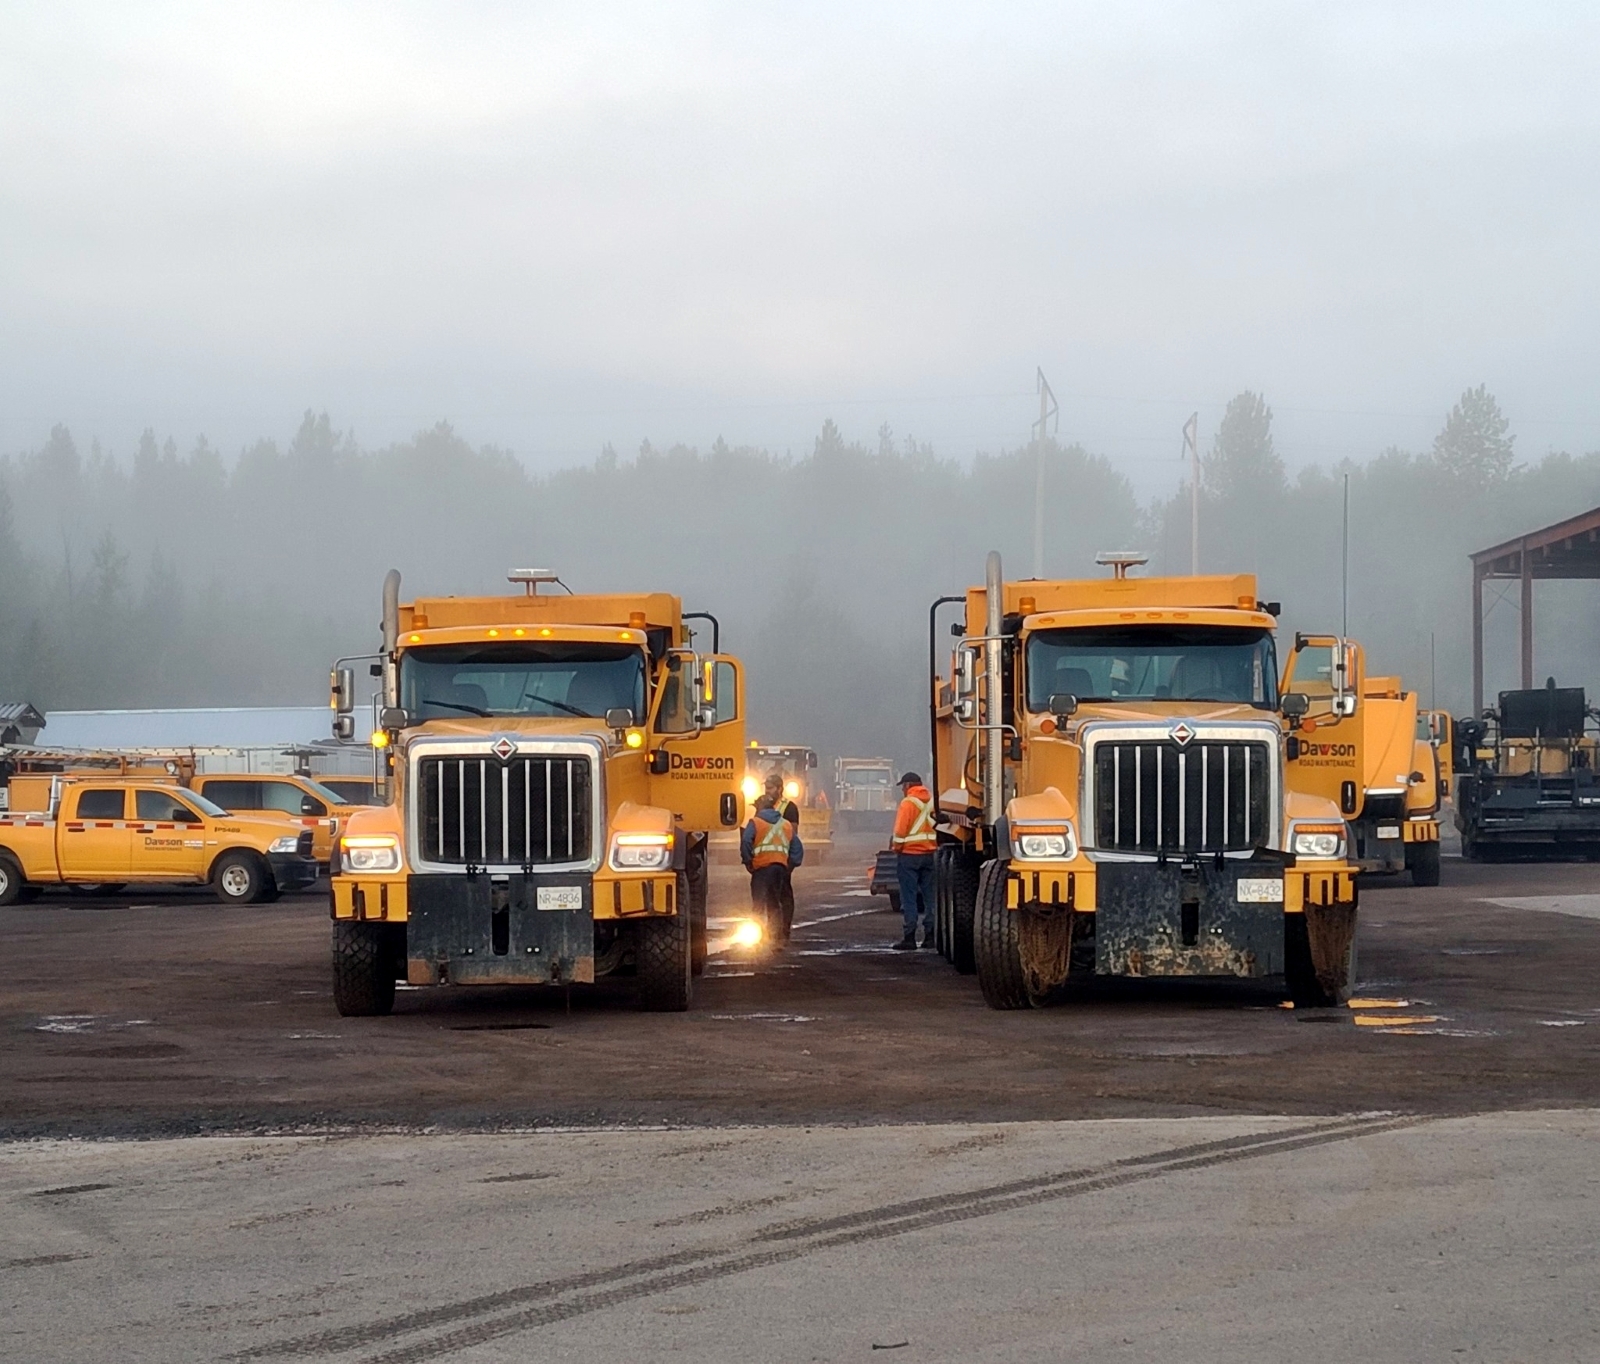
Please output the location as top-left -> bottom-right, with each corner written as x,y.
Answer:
1481,895 -> 1600,921
793,906 -> 883,928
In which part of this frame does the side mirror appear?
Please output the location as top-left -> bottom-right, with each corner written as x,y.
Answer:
650,749 -> 670,775
379,706 -> 412,731
604,707 -> 635,730
1280,693 -> 1310,720
300,795 -> 321,816
807,751 -> 818,769
955,645 -> 977,699
331,667 -> 354,715
332,714 -> 355,742
1047,693 -> 1079,720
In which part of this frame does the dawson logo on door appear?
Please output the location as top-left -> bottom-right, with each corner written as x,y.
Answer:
667,753 -> 735,778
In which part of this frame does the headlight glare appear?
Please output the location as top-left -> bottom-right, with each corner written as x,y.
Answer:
1291,825 -> 1346,859
342,835 -> 402,872
611,832 -> 673,870
1014,825 -> 1077,860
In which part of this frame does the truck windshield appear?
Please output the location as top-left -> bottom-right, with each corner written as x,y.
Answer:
1025,626 -> 1278,709
400,643 -> 647,721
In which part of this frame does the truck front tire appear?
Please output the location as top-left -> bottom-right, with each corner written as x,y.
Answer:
974,861 -> 1031,1010
332,921 -> 398,1016
637,907 -> 692,1012
212,851 -> 271,905
1408,841 -> 1441,887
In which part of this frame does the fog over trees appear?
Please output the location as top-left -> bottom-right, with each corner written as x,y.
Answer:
3,387 -> 1597,769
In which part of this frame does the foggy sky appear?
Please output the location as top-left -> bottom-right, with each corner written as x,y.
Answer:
3,2 -> 1597,498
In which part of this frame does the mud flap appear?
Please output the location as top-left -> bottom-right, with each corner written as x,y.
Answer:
1094,858 -> 1286,978
1304,899 -> 1358,1000
407,873 -> 595,984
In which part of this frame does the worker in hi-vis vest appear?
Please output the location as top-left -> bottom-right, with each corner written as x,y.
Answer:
890,772 -> 939,950
740,792 -> 804,945
761,772 -> 800,941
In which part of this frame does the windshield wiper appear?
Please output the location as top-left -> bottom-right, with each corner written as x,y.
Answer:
420,697 -> 492,717
519,695 -> 592,718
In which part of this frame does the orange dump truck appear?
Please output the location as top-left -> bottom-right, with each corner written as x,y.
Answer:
327,568 -> 747,1015
930,551 -> 1360,1009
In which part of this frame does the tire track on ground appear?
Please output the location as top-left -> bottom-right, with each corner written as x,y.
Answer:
237,1112 -> 1427,1363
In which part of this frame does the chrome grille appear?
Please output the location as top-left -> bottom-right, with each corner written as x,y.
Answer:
418,754 -> 592,866
1093,740 -> 1269,855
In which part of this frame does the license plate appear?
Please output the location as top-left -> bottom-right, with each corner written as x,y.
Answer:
536,885 -> 583,912
1236,878 -> 1284,904
1377,825 -> 1401,840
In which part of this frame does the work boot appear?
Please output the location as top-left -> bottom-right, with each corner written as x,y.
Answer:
892,933 -> 917,951
921,928 -> 937,949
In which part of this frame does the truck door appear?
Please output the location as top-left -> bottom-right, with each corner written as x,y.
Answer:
1280,636 -> 1365,816
133,788 -> 209,879
59,787 -> 132,880
648,654 -> 747,829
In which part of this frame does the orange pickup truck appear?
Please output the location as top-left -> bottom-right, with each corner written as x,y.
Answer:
0,776 -> 319,905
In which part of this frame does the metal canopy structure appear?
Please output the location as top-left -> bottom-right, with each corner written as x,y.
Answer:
1471,505 -> 1600,713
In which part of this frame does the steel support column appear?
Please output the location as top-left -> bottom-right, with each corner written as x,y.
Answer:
1520,540 -> 1534,690
1472,564 -> 1484,717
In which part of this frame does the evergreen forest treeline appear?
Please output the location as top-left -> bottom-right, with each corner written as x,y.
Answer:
2,389 -> 1597,768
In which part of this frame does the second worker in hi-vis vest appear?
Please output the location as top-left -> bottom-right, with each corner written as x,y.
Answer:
891,772 -> 939,949
740,793 -> 804,946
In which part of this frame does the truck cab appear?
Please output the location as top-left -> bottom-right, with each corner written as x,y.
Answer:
931,552 -> 1359,1009
328,569 -> 747,1015
1278,642 -> 1442,885
189,773 -> 355,864
835,757 -> 896,831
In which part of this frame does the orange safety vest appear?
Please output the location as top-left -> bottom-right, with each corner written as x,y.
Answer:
892,791 -> 938,854
750,813 -> 795,869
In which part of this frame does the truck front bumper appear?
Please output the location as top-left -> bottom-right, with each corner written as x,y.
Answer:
267,853 -> 321,893
330,868 -> 682,986
1004,857 -> 1357,980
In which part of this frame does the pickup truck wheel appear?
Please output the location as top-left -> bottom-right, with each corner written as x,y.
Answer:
974,861 -> 1031,1009
0,854 -> 25,907
212,852 -> 268,905
1408,841 -> 1441,887
332,922 -> 397,1016
637,908 -> 691,1012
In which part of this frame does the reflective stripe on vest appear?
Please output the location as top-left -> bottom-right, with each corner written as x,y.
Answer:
751,815 -> 793,867
893,795 -> 937,850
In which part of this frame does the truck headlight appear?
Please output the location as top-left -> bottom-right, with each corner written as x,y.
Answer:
611,832 -> 673,870
1015,826 -> 1077,860
1290,824 -> 1346,859
342,835 -> 402,872
268,835 -> 303,854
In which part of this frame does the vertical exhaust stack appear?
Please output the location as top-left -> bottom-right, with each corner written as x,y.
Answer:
983,550 -> 1004,829
381,569 -> 401,709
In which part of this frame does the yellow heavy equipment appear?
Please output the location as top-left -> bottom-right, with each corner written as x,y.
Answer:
1278,644 -> 1442,885
930,551 -> 1360,1009
327,569 -> 746,1014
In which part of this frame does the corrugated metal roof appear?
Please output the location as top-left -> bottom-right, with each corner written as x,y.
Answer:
42,707 -> 336,750
0,703 -> 46,726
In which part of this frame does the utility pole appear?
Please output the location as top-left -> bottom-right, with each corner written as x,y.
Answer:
1182,413 -> 1199,574
1032,368 -> 1059,579
1341,472 -> 1350,639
